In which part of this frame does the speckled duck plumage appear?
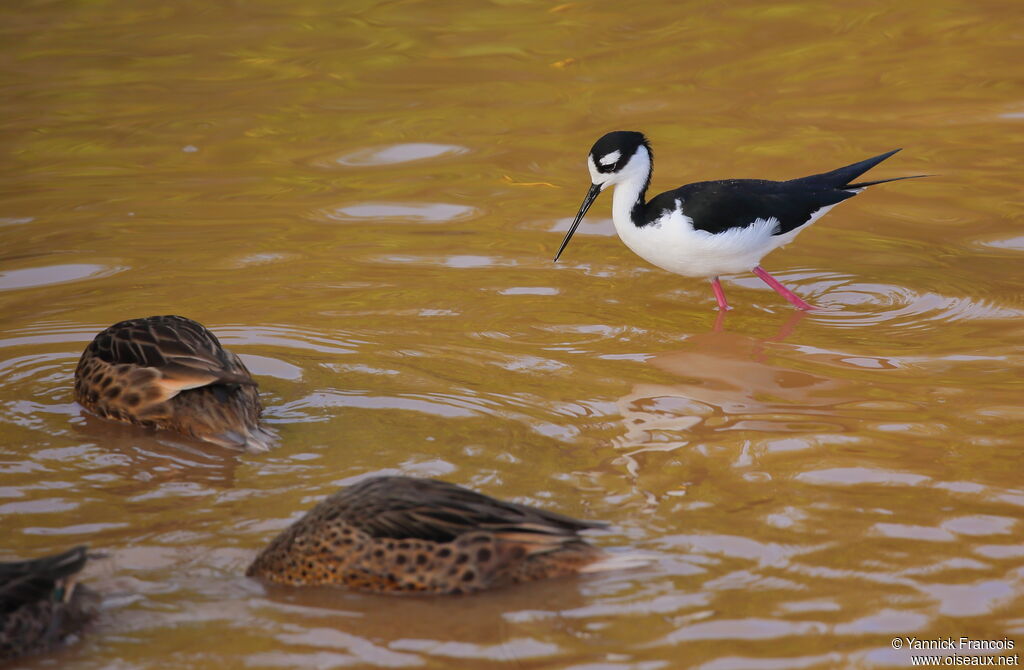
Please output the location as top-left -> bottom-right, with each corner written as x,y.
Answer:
74,315 -> 272,451
0,546 -> 99,662
247,476 -> 636,595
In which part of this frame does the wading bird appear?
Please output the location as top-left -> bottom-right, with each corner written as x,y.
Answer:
555,131 -> 924,310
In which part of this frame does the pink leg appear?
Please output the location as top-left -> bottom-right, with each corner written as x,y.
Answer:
752,266 -> 814,311
710,277 -> 731,311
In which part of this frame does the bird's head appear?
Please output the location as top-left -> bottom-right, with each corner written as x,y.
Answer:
555,131 -> 652,262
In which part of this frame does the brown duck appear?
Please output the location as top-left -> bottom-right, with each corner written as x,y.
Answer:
0,546 -> 99,662
247,476 -> 644,595
75,315 -> 272,451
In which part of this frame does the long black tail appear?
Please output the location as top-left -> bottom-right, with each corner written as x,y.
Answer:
797,148 -> 928,189
846,174 -> 931,189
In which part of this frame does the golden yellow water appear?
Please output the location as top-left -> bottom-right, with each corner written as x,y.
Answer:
3,0 -> 1023,667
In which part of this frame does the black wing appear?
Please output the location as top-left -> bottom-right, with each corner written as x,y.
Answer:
332,476 -> 606,543
645,179 -> 855,236
643,149 -> 908,236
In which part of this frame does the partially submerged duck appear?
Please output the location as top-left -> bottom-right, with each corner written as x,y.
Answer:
247,476 -> 643,595
75,315 -> 272,451
0,546 -> 99,662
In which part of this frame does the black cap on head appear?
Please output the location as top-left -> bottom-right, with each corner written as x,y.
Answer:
555,131 -> 652,263
589,131 -> 650,173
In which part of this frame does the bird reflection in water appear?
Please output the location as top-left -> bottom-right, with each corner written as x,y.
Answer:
603,311 -> 855,506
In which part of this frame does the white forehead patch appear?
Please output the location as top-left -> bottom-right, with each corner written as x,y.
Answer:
598,150 -> 621,166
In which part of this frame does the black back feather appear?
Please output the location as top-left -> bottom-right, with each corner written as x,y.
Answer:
641,149 -> 910,236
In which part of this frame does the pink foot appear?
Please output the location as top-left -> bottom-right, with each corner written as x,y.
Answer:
752,266 -> 815,311
710,277 -> 731,312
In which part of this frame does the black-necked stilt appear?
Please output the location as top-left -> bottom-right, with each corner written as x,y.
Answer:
554,131 -> 925,311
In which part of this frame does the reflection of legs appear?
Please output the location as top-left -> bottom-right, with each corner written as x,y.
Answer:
772,309 -> 807,342
752,266 -> 814,311
713,308 -> 726,333
750,310 -> 807,357
710,277 -> 730,311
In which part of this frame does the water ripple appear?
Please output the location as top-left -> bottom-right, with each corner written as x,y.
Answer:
975,235 -> 1024,252
302,142 -> 469,169
312,202 -> 477,223
331,142 -> 469,167
785,273 -> 1024,329
0,263 -> 127,291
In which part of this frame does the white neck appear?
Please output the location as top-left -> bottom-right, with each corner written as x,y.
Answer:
608,146 -> 651,230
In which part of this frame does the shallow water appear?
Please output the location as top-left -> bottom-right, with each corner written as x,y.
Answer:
2,0 -> 1023,668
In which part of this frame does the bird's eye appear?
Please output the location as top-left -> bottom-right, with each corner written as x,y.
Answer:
598,150 -> 621,167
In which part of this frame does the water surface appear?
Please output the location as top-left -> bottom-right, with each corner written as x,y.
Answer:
2,1 -> 1023,668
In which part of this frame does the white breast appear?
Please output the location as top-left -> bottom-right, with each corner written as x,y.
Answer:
611,195 -> 836,278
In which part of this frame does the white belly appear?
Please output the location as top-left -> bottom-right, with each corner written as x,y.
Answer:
611,205 -> 834,278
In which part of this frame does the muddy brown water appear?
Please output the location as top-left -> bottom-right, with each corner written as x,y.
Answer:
2,1 -> 1023,668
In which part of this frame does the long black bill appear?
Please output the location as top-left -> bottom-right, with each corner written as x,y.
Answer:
553,183 -> 602,262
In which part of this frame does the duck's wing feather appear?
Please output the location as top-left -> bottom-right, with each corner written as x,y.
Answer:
90,315 -> 255,392
331,477 -> 606,544
0,546 -> 89,614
